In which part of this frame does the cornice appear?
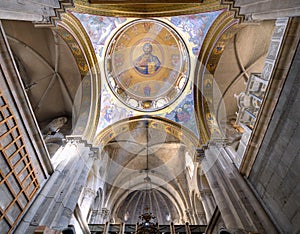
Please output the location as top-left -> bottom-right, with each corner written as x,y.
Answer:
34,0 -> 75,27
72,0 -> 244,19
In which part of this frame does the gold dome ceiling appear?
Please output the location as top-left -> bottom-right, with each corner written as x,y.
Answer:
105,19 -> 189,111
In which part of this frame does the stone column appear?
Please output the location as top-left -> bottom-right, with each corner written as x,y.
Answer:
80,187 -> 97,221
185,209 -> 195,224
200,190 -> 216,219
89,210 -> 103,224
201,145 -> 278,233
100,208 -> 110,224
197,212 -> 207,225
194,194 -> 207,225
185,222 -> 191,234
195,148 -> 213,222
199,191 -> 213,220
15,140 -> 98,234
120,222 -> 125,234
207,191 -> 216,213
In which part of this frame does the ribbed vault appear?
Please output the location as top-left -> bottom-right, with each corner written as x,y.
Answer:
96,117 -> 197,224
115,189 -> 181,225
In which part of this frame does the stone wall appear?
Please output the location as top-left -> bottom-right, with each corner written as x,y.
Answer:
248,42 -> 300,233
235,0 -> 300,20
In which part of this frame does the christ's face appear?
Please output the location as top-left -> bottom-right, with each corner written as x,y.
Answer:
143,44 -> 152,54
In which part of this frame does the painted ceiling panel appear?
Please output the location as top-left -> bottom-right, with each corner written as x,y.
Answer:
73,10 -> 222,138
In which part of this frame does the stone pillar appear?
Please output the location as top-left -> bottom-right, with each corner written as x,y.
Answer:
200,190 -> 216,218
185,209 -> 195,224
89,210 -> 102,224
100,208 -> 110,223
103,221 -> 110,234
197,212 -> 207,225
195,148 -> 213,222
194,194 -> 207,225
185,222 -> 191,234
201,145 -> 278,233
199,191 -> 213,220
80,187 -> 97,221
207,191 -> 216,213
120,222 -> 125,234
15,140 -> 98,234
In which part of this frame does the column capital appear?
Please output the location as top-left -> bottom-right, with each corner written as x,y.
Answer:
200,189 -> 213,197
102,208 -> 110,216
82,187 -> 96,197
101,208 -> 110,222
194,147 -> 206,162
66,135 -> 99,158
198,213 -> 206,220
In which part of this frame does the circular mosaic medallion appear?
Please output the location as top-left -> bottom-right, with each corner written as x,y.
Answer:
105,19 -> 190,111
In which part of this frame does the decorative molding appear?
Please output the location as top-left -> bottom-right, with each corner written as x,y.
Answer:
240,18 -> 294,176
66,135 -> 99,156
56,12 -> 101,142
73,0 -> 223,17
54,26 -> 89,76
220,0 -> 245,22
73,0 -> 245,19
194,10 -> 239,144
195,148 -> 206,162
34,0 -> 75,27
93,115 -> 200,153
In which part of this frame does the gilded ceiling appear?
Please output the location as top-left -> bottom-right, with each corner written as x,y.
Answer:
105,19 -> 190,112
72,9 -> 223,139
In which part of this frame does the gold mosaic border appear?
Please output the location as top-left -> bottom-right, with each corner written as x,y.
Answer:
194,9 -> 240,143
56,13 -> 101,141
94,116 -> 200,154
73,0 -> 244,19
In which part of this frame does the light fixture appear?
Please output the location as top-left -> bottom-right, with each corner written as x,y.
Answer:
136,207 -> 159,234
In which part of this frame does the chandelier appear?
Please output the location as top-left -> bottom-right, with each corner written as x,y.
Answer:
136,208 -> 159,234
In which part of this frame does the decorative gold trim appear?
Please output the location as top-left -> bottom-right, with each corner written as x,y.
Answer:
194,10 -> 239,143
220,0 -> 245,22
72,0 -> 244,20
94,116 -> 200,151
54,26 -> 89,76
89,0 -> 204,3
74,0 -> 222,17
58,13 -> 98,69
56,12 -> 101,142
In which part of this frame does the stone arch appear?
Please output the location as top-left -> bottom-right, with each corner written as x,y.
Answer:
194,10 -> 239,143
94,115 -> 200,149
56,12 -> 101,141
